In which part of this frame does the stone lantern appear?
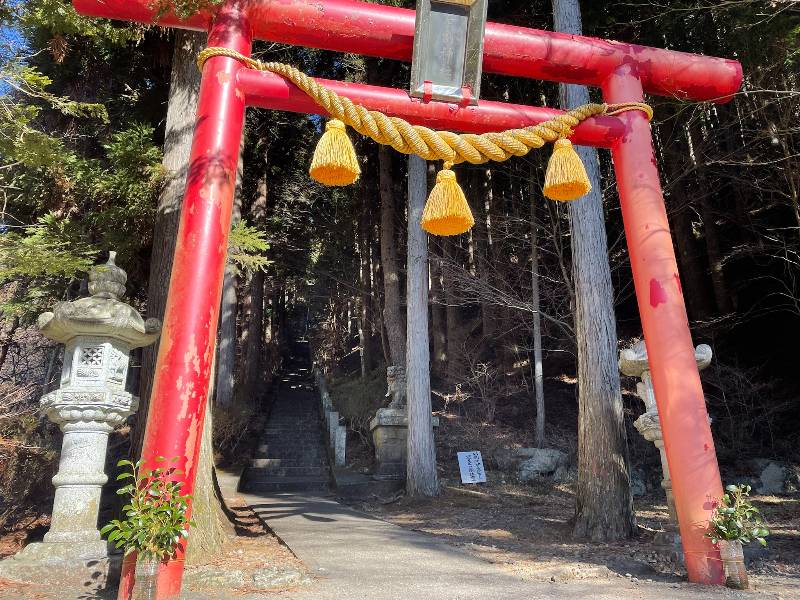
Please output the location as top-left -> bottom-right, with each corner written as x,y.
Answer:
12,252 -> 160,567
619,339 -> 712,547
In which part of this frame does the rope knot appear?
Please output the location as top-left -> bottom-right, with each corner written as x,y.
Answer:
437,169 -> 456,184
553,138 -> 572,151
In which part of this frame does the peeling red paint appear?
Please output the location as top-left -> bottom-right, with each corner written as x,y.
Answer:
649,278 -> 668,308
216,71 -> 231,85
184,417 -> 199,475
674,273 -> 683,295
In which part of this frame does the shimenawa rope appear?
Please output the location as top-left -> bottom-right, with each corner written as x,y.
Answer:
196,46 -> 653,235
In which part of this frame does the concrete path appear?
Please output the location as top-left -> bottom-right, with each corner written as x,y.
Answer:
244,493 -> 766,600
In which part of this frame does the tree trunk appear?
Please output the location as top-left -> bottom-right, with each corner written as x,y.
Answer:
406,155 -> 438,497
378,145 -> 406,367
239,154 -> 268,400
443,235 -> 463,380
667,184 -> 715,322
135,30 -> 205,457
655,107 -> 714,322
358,169 -> 376,376
186,351 -> 233,564
553,0 -> 635,542
471,168 -> 497,345
696,181 -> 734,315
0,315 -> 19,375
429,241 -> 448,377
529,176 -> 545,448
215,152 -> 243,407
684,125 -> 734,315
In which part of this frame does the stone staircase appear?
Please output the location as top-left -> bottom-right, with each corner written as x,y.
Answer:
239,353 -> 331,494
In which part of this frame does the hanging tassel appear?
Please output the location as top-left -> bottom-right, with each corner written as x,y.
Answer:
309,119 -> 361,186
543,138 -> 591,201
420,165 -> 475,236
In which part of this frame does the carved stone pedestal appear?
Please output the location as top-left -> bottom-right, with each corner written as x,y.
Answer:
370,408 -> 439,481
371,408 -> 409,480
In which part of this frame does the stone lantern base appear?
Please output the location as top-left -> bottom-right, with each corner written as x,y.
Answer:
370,407 -> 439,481
0,545 -> 120,592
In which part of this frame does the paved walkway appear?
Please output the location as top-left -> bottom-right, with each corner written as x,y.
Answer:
244,493 -> 764,600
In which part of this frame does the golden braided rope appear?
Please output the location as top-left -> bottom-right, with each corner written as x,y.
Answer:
197,47 -> 652,167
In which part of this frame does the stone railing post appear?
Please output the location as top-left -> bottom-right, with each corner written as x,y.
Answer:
6,252 -> 160,571
620,339 -> 712,544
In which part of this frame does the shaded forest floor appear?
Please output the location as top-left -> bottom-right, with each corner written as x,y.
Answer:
330,364 -> 799,597
347,481 -> 800,597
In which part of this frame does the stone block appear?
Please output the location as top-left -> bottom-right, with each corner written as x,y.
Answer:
328,411 -> 339,449
369,408 -> 440,481
370,408 -> 408,480
334,425 -> 346,467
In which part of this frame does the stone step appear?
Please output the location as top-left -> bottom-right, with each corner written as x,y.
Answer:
246,465 -> 329,477
256,451 -> 326,461
239,474 -> 331,494
255,448 -> 326,459
249,458 -> 325,469
260,432 -> 323,440
268,412 -> 320,418
259,438 -> 324,447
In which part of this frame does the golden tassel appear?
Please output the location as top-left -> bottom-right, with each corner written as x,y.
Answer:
420,166 -> 475,236
542,138 -> 592,201
309,119 -> 361,186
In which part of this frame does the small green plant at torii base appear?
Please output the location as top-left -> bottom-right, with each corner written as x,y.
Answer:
100,457 -> 195,559
707,484 -> 770,547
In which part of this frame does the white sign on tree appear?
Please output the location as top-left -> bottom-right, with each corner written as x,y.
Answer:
457,451 -> 486,484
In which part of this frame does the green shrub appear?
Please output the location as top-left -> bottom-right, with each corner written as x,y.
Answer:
707,484 -> 769,547
100,457 -> 194,559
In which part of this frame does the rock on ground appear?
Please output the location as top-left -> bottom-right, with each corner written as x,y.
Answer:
517,449 -> 568,481
757,462 -> 787,495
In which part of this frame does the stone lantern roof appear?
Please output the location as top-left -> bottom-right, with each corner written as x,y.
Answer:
619,339 -> 712,378
37,251 -> 160,348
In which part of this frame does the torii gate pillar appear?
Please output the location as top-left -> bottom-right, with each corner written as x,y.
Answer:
71,0 -> 741,596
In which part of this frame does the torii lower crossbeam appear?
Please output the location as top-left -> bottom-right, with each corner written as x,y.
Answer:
71,1 -> 741,597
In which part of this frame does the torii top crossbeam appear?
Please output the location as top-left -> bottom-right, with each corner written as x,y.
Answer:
76,0 -> 741,101
71,1 -> 742,598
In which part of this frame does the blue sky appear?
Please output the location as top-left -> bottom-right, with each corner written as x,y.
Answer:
0,1 -> 28,95
1,0 -> 28,59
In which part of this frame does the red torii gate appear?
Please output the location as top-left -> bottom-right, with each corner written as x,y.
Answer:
73,0 -> 742,596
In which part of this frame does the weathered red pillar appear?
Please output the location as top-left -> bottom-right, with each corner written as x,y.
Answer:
117,3 -> 251,599
603,64 -> 725,585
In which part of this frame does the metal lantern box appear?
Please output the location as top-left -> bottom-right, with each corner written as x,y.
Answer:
410,0 -> 489,105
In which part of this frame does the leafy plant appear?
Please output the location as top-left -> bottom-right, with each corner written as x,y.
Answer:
227,220 -> 271,274
707,484 -> 770,547
100,457 -> 195,559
